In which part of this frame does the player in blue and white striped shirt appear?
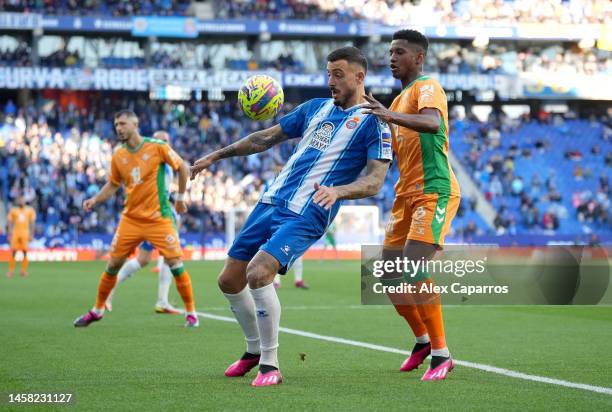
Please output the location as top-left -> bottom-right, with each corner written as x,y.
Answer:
191,46 -> 392,387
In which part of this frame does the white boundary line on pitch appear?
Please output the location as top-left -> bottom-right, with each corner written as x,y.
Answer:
200,305 -> 504,311
201,305 -> 390,311
198,312 -> 612,396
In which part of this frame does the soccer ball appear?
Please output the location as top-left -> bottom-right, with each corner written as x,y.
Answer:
238,74 -> 284,121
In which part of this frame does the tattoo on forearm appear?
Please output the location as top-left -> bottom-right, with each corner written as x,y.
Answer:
337,177 -> 379,200
218,128 -> 285,159
336,161 -> 388,200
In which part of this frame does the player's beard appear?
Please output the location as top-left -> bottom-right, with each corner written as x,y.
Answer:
117,131 -> 129,143
332,88 -> 355,108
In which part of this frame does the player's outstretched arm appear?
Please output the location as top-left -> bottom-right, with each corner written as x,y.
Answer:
175,161 -> 190,214
83,181 -> 120,212
313,159 -> 390,210
362,93 -> 440,133
190,124 -> 288,179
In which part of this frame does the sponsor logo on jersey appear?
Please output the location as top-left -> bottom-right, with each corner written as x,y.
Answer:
420,84 -> 434,95
419,84 -> 434,104
309,121 -> 334,151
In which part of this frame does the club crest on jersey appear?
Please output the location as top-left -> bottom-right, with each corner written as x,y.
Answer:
345,117 -> 359,129
414,206 -> 426,221
309,121 -> 334,151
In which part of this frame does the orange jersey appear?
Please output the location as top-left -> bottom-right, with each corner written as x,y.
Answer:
110,137 -> 183,222
8,206 -> 36,236
389,75 -> 460,197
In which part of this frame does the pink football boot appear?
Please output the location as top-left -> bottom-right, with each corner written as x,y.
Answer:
400,342 -> 431,372
251,369 -> 283,387
224,355 -> 261,377
421,357 -> 454,381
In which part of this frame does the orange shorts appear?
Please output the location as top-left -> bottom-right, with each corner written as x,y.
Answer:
110,216 -> 183,259
10,234 -> 29,251
384,193 -> 460,249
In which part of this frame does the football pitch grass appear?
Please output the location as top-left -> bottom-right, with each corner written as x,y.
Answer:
1,260 -> 611,411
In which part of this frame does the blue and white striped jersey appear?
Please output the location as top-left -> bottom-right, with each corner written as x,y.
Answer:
261,98 -> 392,222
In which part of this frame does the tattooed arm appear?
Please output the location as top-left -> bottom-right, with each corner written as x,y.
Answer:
190,124 -> 288,179
313,159 -> 390,210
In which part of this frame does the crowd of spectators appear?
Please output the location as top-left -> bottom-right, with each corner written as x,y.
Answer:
2,0 -> 608,25
0,96 -> 393,245
3,35 -> 609,77
0,0 -> 191,16
40,47 -> 82,67
424,43 -> 611,76
573,175 -> 610,227
1,98 -> 610,244
214,0 -> 611,25
457,112 -> 611,236
0,41 -> 31,67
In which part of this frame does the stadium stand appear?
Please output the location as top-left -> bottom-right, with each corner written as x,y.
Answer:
213,0 -> 611,25
1,97 -> 610,246
453,114 -> 611,236
3,34 -> 608,76
0,0 -> 192,16
0,0 -> 610,247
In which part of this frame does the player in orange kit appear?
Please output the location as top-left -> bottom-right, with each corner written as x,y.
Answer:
363,29 -> 461,381
73,110 -> 199,328
6,196 -> 36,278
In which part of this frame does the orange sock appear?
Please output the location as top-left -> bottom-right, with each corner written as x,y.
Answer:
95,272 -> 118,310
394,304 -> 428,338
21,255 -> 28,273
415,279 -> 446,349
174,271 -> 195,313
8,252 -> 16,273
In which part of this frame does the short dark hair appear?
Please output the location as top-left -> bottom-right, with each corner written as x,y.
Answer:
327,46 -> 368,74
113,109 -> 138,120
392,29 -> 429,55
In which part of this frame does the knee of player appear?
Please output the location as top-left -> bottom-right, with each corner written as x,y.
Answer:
106,256 -> 127,273
246,262 -> 275,288
105,263 -> 122,275
217,272 -> 238,293
165,257 -> 182,270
